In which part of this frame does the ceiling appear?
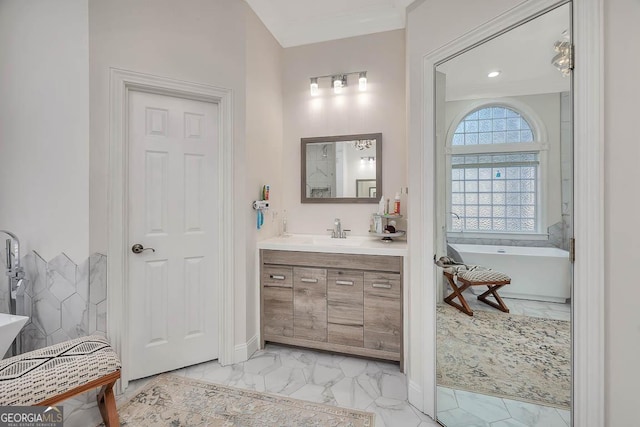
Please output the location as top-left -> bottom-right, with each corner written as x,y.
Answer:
245,0 -> 414,47
437,4 -> 571,101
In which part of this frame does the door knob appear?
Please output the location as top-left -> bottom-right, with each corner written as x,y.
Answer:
132,244 -> 155,254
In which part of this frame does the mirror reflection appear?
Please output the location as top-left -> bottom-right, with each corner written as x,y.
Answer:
301,133 -> 382,203
434,4 -> 573,427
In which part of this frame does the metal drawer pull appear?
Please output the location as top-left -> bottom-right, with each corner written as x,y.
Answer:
269,274 -> 286,280
301,278 -> 318,283
372,283 -> 392,289
336,280 -> 354,286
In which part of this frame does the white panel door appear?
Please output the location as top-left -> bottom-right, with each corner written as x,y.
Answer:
128,91 -> 219,380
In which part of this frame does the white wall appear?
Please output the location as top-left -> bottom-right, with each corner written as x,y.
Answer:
88,0 -> 250,349
604,0 -> 640,425
245,6 -> 284,351
445,93 -> 562,230
282,30 -> 406,235
0,0 -> 90,262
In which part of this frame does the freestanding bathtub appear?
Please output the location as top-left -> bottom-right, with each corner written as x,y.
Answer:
0,313 -> 28,358
448,243 -> 571,303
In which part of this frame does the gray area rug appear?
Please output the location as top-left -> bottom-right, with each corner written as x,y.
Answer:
437,304 -> 571,409
103,374 -> 374,426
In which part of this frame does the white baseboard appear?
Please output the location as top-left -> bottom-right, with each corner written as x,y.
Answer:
233,335 -> 259,363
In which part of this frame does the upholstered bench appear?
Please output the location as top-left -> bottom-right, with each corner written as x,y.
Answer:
444,270 -> 511,316
0,335 -> 121,426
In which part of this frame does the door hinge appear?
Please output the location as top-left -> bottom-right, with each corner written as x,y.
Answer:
569,238 -> 576,263
569,43 -> 575,71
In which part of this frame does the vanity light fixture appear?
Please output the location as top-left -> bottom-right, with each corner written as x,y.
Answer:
310,77 -> 319,96
332,75 -> 346,94
308,71 -> 368,96
487,70 -> 501,78
359,72 -> 367,91
360,156 -> 375,163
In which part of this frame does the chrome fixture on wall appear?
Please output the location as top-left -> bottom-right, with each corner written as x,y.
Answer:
309,71 -> 367,96
1,229 -> 25,355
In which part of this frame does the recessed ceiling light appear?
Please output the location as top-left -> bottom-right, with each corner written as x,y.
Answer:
488,71 -> 501,78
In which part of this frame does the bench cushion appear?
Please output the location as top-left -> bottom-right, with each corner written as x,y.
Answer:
0,335 -> 121,406
458,270 -> 511,283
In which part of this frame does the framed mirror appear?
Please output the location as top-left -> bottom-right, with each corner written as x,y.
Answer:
301,133 -> 382,203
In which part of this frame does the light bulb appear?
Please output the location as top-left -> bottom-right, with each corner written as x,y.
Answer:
359,72 -> 367,91
333,76 -> 343,94
487,70 -> 501,78
310,78 -> 319,96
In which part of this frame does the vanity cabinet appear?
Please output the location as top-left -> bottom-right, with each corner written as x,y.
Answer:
260,250 -> 403,367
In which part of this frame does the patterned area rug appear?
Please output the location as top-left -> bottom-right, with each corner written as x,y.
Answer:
437,304 -> 571,409
103,374 -> 374,426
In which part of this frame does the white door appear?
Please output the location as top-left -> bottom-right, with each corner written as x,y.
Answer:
128,90 -> 219,380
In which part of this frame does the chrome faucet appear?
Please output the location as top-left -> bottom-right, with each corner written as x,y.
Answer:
327,218 -> 350,238
0,230 -> 25,285
1,230 -> 25,356
448,212 -> 462,231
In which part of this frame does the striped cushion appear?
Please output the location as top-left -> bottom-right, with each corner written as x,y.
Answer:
459,270 -> 511,283
0,335 -> 121,405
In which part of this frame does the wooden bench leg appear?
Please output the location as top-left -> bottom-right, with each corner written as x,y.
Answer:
443,272 -> 474,316
97,379 -> 119,427
477,284 -> 510,313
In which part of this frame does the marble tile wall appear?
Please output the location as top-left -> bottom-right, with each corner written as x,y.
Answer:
0,251 -> 107,354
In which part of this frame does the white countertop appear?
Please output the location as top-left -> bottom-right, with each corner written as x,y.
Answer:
257,234 -> 408,256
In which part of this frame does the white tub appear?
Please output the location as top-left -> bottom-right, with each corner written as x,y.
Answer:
448,243 -> 571,303
0,313 -> 28,358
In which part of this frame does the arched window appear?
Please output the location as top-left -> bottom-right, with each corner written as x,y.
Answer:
449,105 -> 542,234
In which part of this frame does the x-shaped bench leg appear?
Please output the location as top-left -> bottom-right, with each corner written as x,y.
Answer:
477,284 -> 510,313
443,272 -> 474,316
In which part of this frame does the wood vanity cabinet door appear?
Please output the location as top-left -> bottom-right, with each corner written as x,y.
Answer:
327,269 -> 364,347
293,267 -> 327,342
262,266 -> 293,337
364,272 -> 401,353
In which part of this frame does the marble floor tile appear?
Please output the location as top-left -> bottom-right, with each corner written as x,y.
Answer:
437,386 -> 459,412
502,398 -> 569,427
331,377 -> 376,410
454,389 -> 510,423
369,396 -> 424,427
63,344 -> 431,427
438,407 -> 491,427
436,388 -> 573,427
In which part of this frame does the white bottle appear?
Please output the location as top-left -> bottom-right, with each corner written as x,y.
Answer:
378,196 -> 385,215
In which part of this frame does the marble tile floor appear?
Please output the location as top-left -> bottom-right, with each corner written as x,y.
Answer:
436,386 -> 571,427
62,344 -> 440,427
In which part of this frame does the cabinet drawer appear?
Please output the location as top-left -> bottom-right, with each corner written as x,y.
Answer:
328,323 -> 363,347
263,286 -> 293,337
327,269 -> 364,327
364,272 -> 401,298
364,329 -> 400,353
293,267 -> 327,342
263,266 -> 293,288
